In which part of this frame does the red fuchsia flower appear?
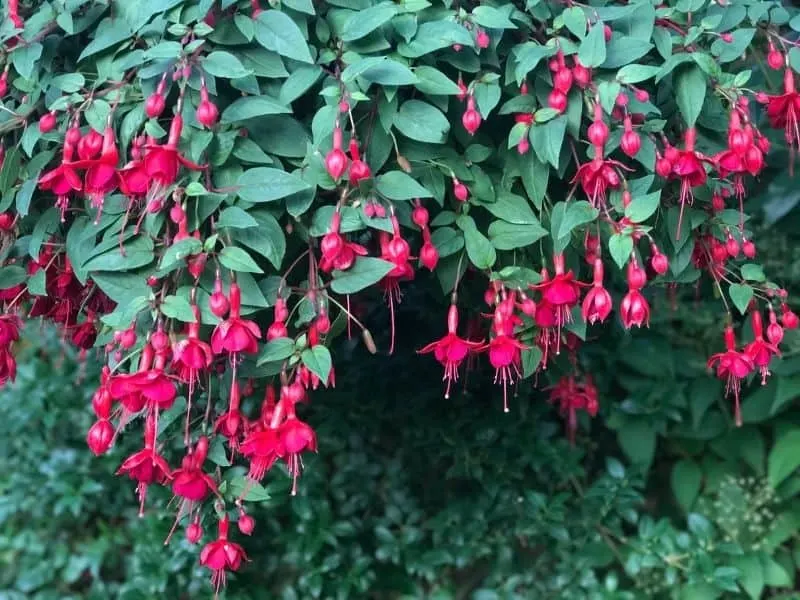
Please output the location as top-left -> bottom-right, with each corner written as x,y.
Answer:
199,515 -> 248,597
196,83 -> 219,128
214,378 -> 248,453
582,259 -> 613,325
418,304 -> 484,399
664,128 -> 713,238
547,375 -> 600,444
708,326 -> 755,427
171,436 -> 218,502
70,126 -> 121,218
530,254 -> 585,353
38,142 -> 82,221
0,313 -> 21,346
144,115 -> 204,195
487,331 -> 526,413
211,282 -> 261,360
71,317 -> 98,351
240,424 -> 283,481
453,178 -> 469,202
77,128 -> 103,160
419,230 -> 439,271
116,414 -> 173,515
781,303 -> 799,329
620,289 -> 650,329
319,211 -> 368,273
279,400 -> 317,496
378,217 -> 416,354
0,345 -> 16,387
758,69 -> 800,165
767,308 -> 784,345
109,342 -> 177,414
571,153 -> 629,209
347,138 -> 371,184
744,310 -> 780,384
172,305 -> 213,393
117,159 -> 150,201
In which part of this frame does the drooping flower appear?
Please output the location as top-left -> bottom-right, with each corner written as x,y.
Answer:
199,515 -> 248,597
743,310 -> 780,384
211,282 -> 261,359
38,143 -> 82,221
487,332 -> 526,413
109,342 -> 177,414
144,115 -> 204,195
664,128 -> 713,238
620,289 -> 650,329
707,326 -> 755,427
547,375 -> 600,444
417,304 -> 484,398
279,405 -> 317,496
116,414 -> 173,515
581,258 -> 613,325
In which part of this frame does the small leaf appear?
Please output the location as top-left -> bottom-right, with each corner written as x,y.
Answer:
625,191 -> 661,223
237,167 -> 311,202
376,171 -> 433,200
458,216 -> 496,270
487,221 -> 547,250
521,347 -> 543,378
472,5 -> 516,28
161,295 -> 196,322
674,64 -> 706,127
219,246 -> 263,274
342,3 -> 397,41
342,57 -> 417,86
556,201 -> 599,239
254,10 -> 314,64
202,51 -> 252,78
217,206 -> 259,229
530,116 -> 566,168
767,430 -> 800,488
617,64 -> 661,84
608,234 -> 633,269
301,346 -> 332,384
228,476 -> 270,501
671,460 -> 702,511
257,337 -> 296,365
331,257 -> 395,294
159,238 -> 202,271
728,283 -> 753,315
578,23 -> 607,68
221,96 -> 291,123
393,100 -> 450,144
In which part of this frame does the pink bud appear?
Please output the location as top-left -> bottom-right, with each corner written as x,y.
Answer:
553,68 -> 573,94
725,234 -> 740,258
145,93 -> 166,118
476,29 -> 490,49
420,241 -> 439,271
548,89 -> 568,113
620,130 -> 641,158
87,419 -> 114,455
587,119 -> 609,148
453,179 -> 469,202
120,328 -> 137,349
462,107 -> 482,135
720,32 -> 733,43
39,112 -> 57,133
651,252 -> 669,275
742,239 -> 756,258
768,49 -> 784,70
412,205 -> 429,228
634,88 -> 650,102
209,289 -> 230,318
151,328 -> 169,352
517,136 -> 530,155
325,148 -> 348,181
186,521 -> 203,544
572,62 -> 591,88
238,514 -> 255,535
196,99 -> 219,127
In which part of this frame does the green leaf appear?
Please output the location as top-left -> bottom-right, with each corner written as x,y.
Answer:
711,28 -> 754,63
397,20 -> 473,57
254,10 -> 314,64
161,295 -> 196,322
459,216 -> 496,269
393,100 -> 450,144
561,7 -> 586,38
514,42 -> 554,84
331,257 -> 395,294
0,265 -> 26,290
159,238 -> 202,271
578,23 -> 607,68
376,171 -> 432,200
518,153 -> 549,210
219,246 -> 263,274
78,19 -> 132,61
342,57 -> 417,86
221,96 -> 291,123
488,221 -> 547,250
301,346 -> 332,384
530,116 -> 566,168
233,211 -> 286,270
16,178 -> 36,217
12,43 -> 43,79
237,167 -> 311,203
480,192 -> 537,225
413,66 -> 461,95
730,555 -> 764,600
471,5 -> 516,29
740,263 -> 765,282
728,283 -> 753,315
608,234 -> 633,269
83,237 -> 154,272
625,191 -> 661,223
342,3 -> 397,41
617,64 -> 661,84
671,459 -> 702,511
768,430 -> 800,488
617,420 -> 656,469
228,476 -> 269,501
674,64 -> 706,127
217,207 -> 259,229
202,51 -> 252,78
257,337 -> 296,365
557,201 -> 599,239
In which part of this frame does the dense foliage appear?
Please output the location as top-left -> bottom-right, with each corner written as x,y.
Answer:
3,0 -> 800,596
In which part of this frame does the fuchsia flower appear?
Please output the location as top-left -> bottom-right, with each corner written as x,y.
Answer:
144,115 -> 204,193
70,126 -> 121,216
581,258 -> 612,325
116,414 -> 173,515
214,378 -> 248,453
758,69 -> 800,156
487,332 -> 526,413
530,254 -> 586,356
707,325 -> 755,427
211,282 -> 261,357
547,375 -> 600,444
109,342 -> 177,413
38,143 -> 82,221
744,310 -> 780,384
662,128 -> 713,238
620,290 -> 650,328
279,406 -> 317,496
172,304 -> 213,394
319,211 -> 368,273
417,304 -> 484,398
240,425 -> 283,481
171,436 -> 218,502
572,155 -> 628,209
200,515 -> 248,597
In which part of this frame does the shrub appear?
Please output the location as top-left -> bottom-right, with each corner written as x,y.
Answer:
1,0 -> 800,596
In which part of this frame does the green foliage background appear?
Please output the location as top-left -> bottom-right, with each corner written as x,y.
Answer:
3,167 -> 800,600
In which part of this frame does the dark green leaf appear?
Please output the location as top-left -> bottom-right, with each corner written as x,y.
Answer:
578,24 -> 607,68
768,430 -> 800,488
393,100 -> 449,143
257,337 -> 296,365
671,460 -> 702,511
237,167 -> 311,202
625,191 -> 661,223
221,96 -> 291,123
376,171 -> 432,200
254,10 -> 314,64
608,233 -> 633,269
674,64 -> 706,127
342,3 -> 397,41
331,257 -> 395,294
301,346 -> 332,384
219,246 -> 263,273
728,283 -> 753,315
